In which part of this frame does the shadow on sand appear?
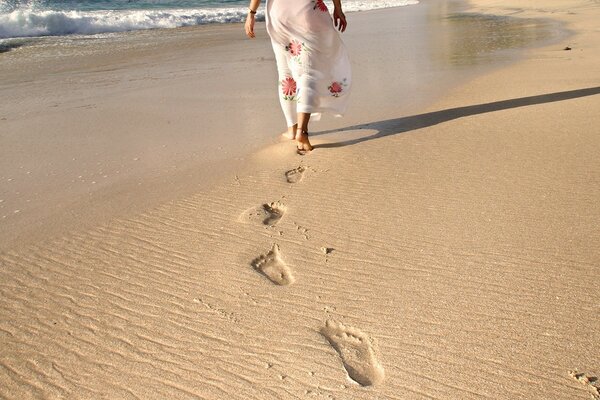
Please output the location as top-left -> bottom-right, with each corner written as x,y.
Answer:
313,86 -> 600,149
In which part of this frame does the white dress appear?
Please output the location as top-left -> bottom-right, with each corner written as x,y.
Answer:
266,0 -> 352,126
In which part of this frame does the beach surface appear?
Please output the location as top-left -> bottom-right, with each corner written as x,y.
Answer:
1,0 -> 599,399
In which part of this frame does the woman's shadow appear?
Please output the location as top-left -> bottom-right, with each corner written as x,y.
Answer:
313,86 -> 600,148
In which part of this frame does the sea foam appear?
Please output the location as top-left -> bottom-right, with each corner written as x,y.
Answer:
0,0 -> 418,39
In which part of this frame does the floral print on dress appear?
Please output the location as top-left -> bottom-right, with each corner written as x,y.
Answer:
285,39 -> 310,64
313,0 -> 328,12
328,78 -> 348,97
281,76 -> 297,100
286,40 -> 302,56
266,0 -> 351,125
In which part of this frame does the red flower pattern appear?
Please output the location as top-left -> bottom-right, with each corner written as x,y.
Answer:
328,81 -> 343,96
287,40 -> 302,56
313,0 -> 328,12
281,76 -> 297,97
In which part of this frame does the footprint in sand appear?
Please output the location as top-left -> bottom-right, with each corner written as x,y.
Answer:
251,244 -> 295,286
285,166 -> 306,184
569,370 -> 600,399
320,320 -> 385,387
240,201 -> 287,226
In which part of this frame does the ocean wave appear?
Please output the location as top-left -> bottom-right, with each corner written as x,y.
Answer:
0,0 -> 419,39
0,7 -> 259,38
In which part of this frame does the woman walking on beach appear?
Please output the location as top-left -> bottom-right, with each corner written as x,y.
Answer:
245,0 -> 351,152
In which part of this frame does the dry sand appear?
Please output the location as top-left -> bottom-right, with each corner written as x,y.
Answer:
1,0 -> 599,399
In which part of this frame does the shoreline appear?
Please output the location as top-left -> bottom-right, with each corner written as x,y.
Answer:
0,0 -> 421,41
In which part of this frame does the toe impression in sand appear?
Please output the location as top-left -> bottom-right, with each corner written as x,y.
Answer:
285,166 -> 306,184
320,320 -> 385,386
240,201 -> 287,226
569,370 -> 600,399
251,244 -> 295,286
261,202 -> 286,226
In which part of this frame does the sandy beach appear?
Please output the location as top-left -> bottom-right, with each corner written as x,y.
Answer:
1,0 -> 599,399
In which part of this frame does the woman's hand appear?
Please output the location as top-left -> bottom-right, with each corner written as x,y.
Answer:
333,7 -> 347,32
245,13 -> 256,38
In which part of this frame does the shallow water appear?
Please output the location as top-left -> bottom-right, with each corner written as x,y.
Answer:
439,12 -> 563,66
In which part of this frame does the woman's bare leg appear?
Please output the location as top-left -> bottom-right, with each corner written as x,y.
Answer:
281,124 -> 298,140
297,112 -> 313,151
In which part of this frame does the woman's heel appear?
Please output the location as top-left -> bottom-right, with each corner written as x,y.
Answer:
296,130 -> 314,154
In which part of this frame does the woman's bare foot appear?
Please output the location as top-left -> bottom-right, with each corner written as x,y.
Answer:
281,126 -> 297,140
296,130 -> 313,153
